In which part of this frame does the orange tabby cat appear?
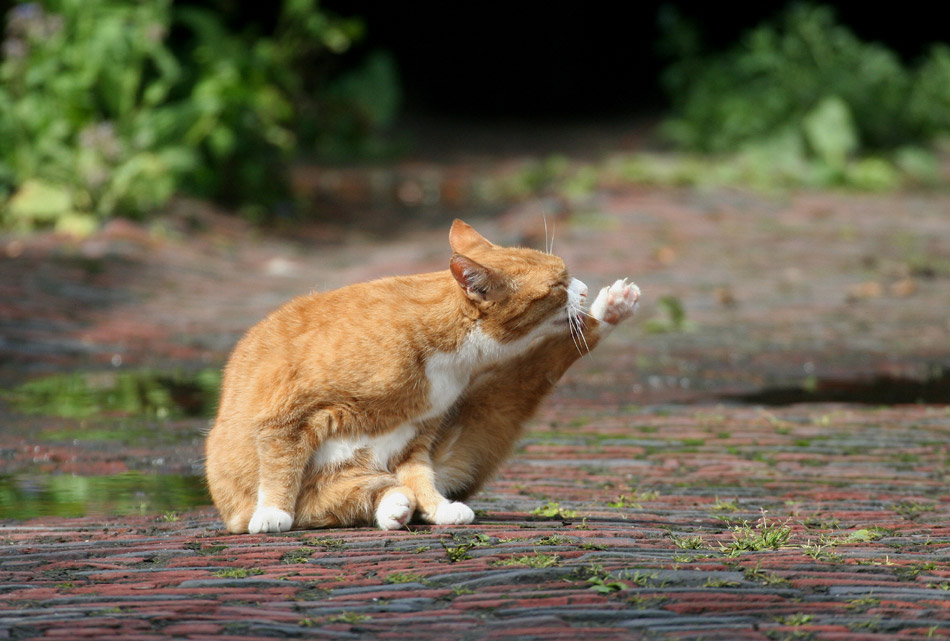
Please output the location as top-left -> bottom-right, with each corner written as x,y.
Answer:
205,220 -> 639,533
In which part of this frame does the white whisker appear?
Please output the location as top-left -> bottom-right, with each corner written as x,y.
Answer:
564,309 -> 582,356
571,307 -> 593,358
568,316 -> 583,357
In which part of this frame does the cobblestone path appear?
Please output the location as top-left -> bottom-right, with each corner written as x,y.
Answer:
2,183 -> 949,639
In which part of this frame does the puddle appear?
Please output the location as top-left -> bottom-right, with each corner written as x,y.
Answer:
726,368 -> 950,406
1,368 -> 221,420
0,472 -> 210,519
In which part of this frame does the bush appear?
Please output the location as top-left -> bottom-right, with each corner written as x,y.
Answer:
0,0 -> 398,232
660,4 -> 949,186
0,0 -> 193,233
908,44 -> 950,139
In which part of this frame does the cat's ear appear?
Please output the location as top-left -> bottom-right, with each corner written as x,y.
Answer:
450,219 -> 495,254
450,254 -> 507,302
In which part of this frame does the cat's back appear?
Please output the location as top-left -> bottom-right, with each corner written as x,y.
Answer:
216,271 -> 464,419
232,271 -> 449,355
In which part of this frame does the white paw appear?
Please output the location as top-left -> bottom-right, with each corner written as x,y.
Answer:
247,506 -> 293,534
376,492 -> 413,530
433,500 -> 475,525
590,278 -> 640,325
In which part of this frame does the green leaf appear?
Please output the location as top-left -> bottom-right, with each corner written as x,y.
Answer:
5,180 -> 75,224
54,212 -> 98,236
802,96 -> 858,167
845,157 -> 900,191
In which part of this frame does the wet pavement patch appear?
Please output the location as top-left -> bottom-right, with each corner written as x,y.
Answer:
1,368 -> 221,419
0,472 -> 209,519
725,366 -> 950,406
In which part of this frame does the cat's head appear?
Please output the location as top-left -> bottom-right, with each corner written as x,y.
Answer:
448,219 -> 588,344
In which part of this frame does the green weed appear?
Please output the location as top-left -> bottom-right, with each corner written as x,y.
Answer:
213,567 -> 264,579
608,489 -> 660,509
800,543 -> 843,563
441,540 -> 474,563
493,552 -> 560,568
383,572 -> 426,584
627,595 -> 667,609
184,541 -> 228,556
894,561 -> 938,581
721,512 -> 793,556
894,501 -> 936,519
622,570 -> 661,587
743,562 -> 788,586
587,575 -> 629,594
453,532 -> 493,547
310,537 -> 346,550
450,586 -> 474,596
847,596 -> 880,611
670,534 -> 706,550
579,541 -> 608,551
703,577 -> 740,588
326,612 -> 370,624
711,497 -> 739,512
281,548 -> 314,564
531,501 -> 578,519
775,613 -> 814,626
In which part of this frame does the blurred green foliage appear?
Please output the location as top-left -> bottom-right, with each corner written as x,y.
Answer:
309,50 -> 402,159
660,4 -> 948,188
0,0 -> 399,232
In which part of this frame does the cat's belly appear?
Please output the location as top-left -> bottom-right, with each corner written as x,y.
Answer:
311,422 -> 416,470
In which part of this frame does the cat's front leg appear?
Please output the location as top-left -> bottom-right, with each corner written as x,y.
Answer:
589,278 -> 640,329
248,429 -> 309,534
396,447 -> 475,526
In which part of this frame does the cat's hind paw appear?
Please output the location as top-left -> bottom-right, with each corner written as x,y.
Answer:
590,278 -> 640,325
433,500 -> 475,525
376,491 -> 413,530
248,506 -> 293,534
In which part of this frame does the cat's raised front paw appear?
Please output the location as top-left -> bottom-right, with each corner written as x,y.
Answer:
376,491 -> 413,530
590,278 -> 640,325
433,500 -> 475,525
248,506 -> 293,534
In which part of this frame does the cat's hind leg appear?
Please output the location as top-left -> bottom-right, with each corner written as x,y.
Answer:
294,468 -> 418,530
397,446 -> 475,526
375,486 -> 417,530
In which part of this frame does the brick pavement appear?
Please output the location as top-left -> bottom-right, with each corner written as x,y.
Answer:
2,403 -> 950,639
2,182 -> 950,639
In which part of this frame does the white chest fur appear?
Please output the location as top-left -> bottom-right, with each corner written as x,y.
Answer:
311,323 -> 552,471
424,323 -> 560,417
